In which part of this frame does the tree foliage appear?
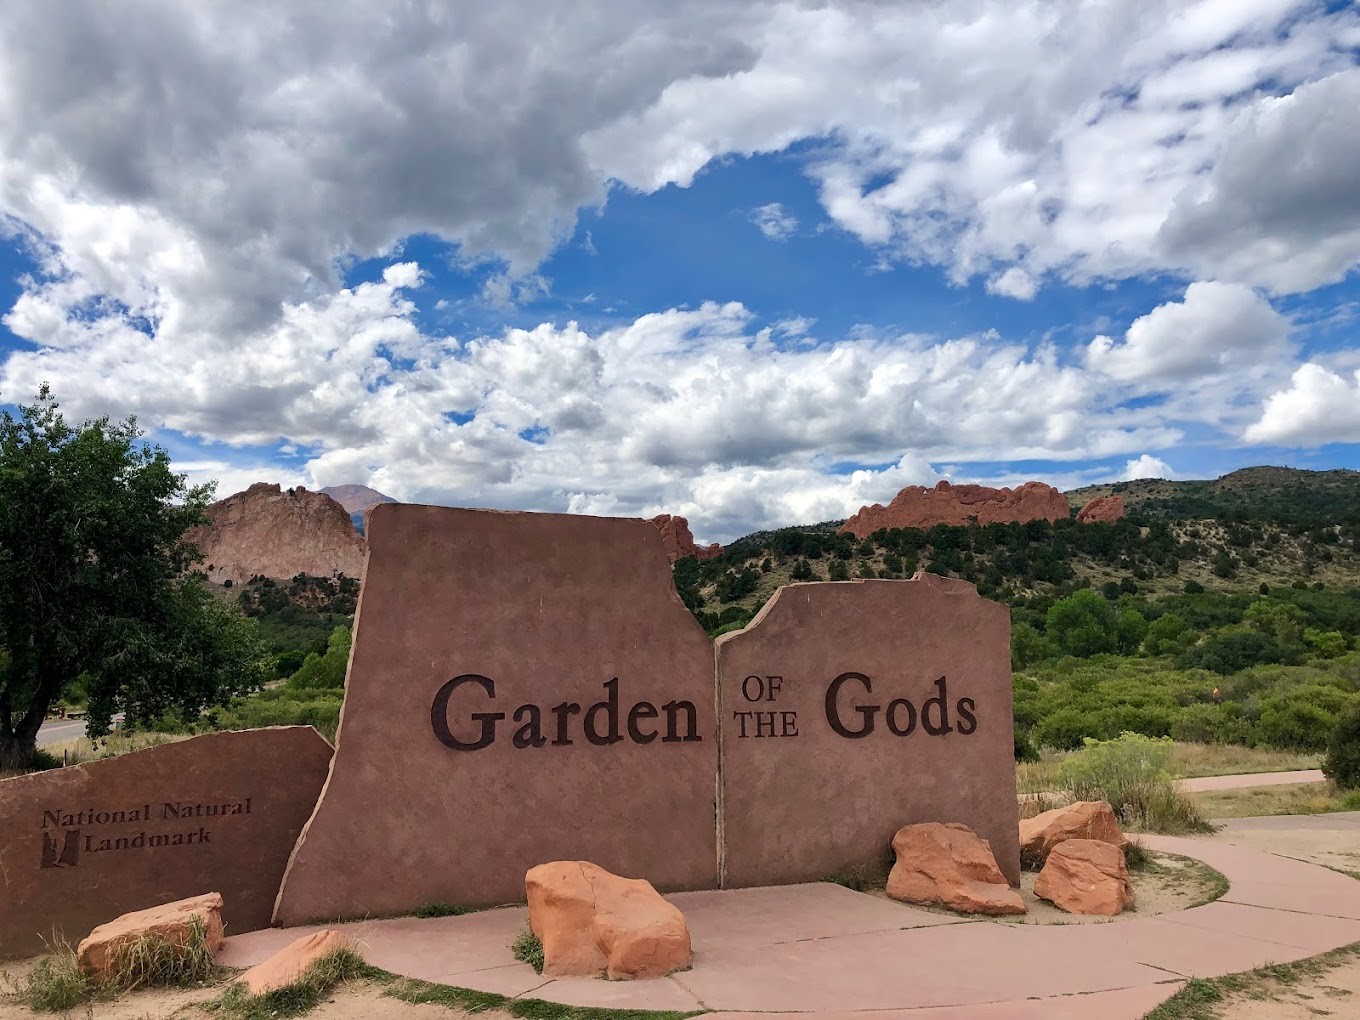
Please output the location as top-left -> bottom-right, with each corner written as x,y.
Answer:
0,386 -> 268,766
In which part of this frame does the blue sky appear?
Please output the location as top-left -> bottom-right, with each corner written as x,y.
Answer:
1,1 -> 1359,542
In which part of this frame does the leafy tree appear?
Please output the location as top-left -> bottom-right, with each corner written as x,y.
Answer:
790,559 -> 814,581
0,386 -> 268,768
1011,622 -> 1056,670
289,626 -> 352,690
1045,590 -> 1118,657
1323,705 -> 1360,790
1244,599 -> 1307,647
1116,608 -> 1149,655
827,559 -> 850,581
1142,613 -> 1192,656
1305,628 -> 1349,658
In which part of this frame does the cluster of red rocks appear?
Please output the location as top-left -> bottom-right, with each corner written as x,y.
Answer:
884,800 -> 1132,917
839,480 -> 1072,539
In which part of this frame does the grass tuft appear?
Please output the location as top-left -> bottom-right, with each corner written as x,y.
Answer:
412,902 -> 472,919
106,915 -> 217,992
1122,836 -> 1150,871
208,947 -> 376,1020
512,928 -> 545,974
385,976 -> 706,1020
2,941 -> 96,1013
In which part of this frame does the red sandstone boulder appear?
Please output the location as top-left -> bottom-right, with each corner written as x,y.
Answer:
1076,495 -> 1126,523
839,480 -> 1070,539
886,822 -> 1025,916
239,930 -> 353,996
526,861 -> 691,979
77,893 -> 225,980
1019,801 -> 1124,863
650,514 -> 721,562
1034,839 -> 1134,915
188,483 -> 367,585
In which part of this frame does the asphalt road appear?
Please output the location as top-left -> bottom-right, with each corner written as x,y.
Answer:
36,719 -> 88,748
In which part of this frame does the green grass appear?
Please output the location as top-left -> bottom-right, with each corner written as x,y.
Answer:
412,902 -> 473,919
208,947 -> 376,1020
512,929 -> 545,974
106,915 -> 218,992
2,942 -> 98,1013
1142,941 -> 1360,1019
385,976 -> 706,1020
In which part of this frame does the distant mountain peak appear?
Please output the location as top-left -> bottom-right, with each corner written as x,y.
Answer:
318,484 -> 398,515
318,484 -> 398,536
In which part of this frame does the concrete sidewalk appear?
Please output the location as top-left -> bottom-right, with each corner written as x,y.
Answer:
219,834 -> 1360,1019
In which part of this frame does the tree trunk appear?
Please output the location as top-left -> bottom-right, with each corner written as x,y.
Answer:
0,727 -> 39,773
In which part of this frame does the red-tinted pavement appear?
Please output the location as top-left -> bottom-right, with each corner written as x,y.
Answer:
219,834 -> 1360,1018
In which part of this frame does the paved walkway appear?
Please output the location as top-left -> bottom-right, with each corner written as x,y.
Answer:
1176,769 -> 1325,793
219,834 -> 1360,1019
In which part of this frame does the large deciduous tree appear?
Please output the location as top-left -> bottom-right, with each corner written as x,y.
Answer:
0,385 -> 267,769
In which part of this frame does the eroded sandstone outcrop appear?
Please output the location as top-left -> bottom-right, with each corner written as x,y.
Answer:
839,480 -> 1070,538
526,861 -> 692,979
650,514 -> 721,562
885,822 -> 1025,916
188,483 -> 367,585
1076,495 -> 1127,524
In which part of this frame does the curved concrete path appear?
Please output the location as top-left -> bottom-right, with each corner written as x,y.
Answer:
219,835 -> 1360,1019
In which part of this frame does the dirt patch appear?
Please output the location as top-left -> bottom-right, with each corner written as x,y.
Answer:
1219,958 -> 1360,1018
0,968 -> 490,1020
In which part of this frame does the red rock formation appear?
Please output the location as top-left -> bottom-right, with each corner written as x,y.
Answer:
1076,494 -> 1126,523
78,893 -> 225,980
526,861 -> 692,979
1019,801 -> 1125,865
839,480 -> 1071,538
188,483 -> 367,585
650,514 -> 721,562
885,822 -> 1025,916
1033,839 -> 1134,916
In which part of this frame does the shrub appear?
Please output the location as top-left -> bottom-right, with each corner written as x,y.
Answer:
4,942 -> 93,1012
1255,701 -> 1338,752
1323,705 -> 1360,790
1045,590 -> 1118,657
1013,727 -> 1039,763
1056,733 -> 1212,834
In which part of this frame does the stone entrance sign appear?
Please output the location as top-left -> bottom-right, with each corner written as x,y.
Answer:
717,575 -> 1020,888
273,505 -> 718,924
0,727 -> 332,960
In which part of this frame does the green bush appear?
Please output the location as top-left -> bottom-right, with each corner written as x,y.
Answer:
1055,733 -> 1211,834
1045,590 -> 1118,657
1323,705 -> 1360,790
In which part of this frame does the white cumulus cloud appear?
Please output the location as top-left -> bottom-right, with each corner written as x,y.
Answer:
1121,454 -> 1175,480
1245,364 -> 1360,446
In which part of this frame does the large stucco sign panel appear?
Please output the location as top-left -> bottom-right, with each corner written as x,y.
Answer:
717,576 -> 1020,889
274,505 -> 718,924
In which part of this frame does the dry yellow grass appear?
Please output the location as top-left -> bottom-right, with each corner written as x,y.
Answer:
1191,782 -> 1360,819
